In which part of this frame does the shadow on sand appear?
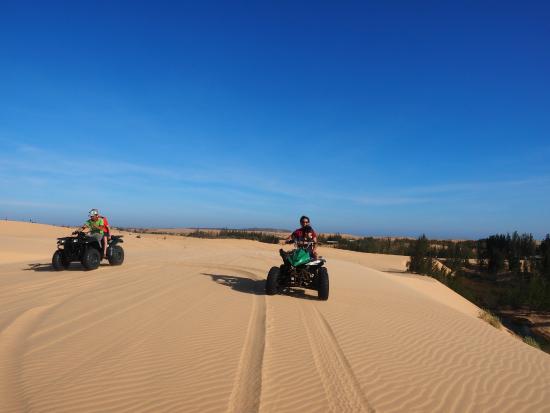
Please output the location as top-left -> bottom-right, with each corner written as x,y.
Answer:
25,262 -> 110,272
203,273 -> 265,295
203,273 -> 319,300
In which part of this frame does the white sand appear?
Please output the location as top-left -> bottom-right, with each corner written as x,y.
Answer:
1,220 -> 549,412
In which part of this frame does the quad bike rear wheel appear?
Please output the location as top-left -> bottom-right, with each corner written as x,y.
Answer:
52,250 -> 71,271
266,266 -> 280,295
317,267 -> 329,300
108,245 -> 124,266
81,248 -> 101,270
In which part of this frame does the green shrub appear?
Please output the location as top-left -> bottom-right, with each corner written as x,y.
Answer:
523,336 -> 541,349
478,309 -> 502,329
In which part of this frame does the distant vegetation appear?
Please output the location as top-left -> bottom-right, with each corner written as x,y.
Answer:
115,227 -> 188,236
404,232 -> 550,312
318,234 -> 412,255
403,233 -> 550,351
318,233 -> 478,261
187,229 -> 280,244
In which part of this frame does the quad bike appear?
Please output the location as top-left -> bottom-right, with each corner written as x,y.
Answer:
52,231 -> 124,271
266,240 -> 329,300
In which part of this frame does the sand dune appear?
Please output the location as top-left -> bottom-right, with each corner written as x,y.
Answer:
1,220 -> 549,412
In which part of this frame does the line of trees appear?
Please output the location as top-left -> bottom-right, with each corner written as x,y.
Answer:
318,234 -> 412,255
187,229 -> 280,244
478,232 -> 541,275
318,234 -> 477,263
406,233 -> 550,311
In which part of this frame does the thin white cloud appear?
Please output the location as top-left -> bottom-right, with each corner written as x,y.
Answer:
4,142 -> 550,210
349,195 -> 433,206
0,199 -> 65,208
1,143 -> 301,199
402,177 -> 550,195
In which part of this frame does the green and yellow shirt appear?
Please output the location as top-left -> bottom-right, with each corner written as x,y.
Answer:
86,218 -> 105,235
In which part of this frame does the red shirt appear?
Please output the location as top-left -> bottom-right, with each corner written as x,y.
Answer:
292,228 -> 317,241
100,216 -> 110,233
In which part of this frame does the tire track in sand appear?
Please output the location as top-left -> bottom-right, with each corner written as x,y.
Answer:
300,305 -> 374,413
0,305 -> 53,413
223,267 -> 267,413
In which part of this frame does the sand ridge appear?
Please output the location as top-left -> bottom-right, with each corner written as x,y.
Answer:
1,221 -> 549,412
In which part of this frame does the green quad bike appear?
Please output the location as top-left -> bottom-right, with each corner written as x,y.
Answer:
266,240 -> 329,300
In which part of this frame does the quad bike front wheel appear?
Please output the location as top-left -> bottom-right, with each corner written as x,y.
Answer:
108,245 -> 124,266
266,266 -> 280,295
52,250 -> 71,271
81,248 -> 101,270
317,267 -> 329,300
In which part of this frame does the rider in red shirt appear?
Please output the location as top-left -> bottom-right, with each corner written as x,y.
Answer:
100,214 -> 111,239
286,215 -> 318,259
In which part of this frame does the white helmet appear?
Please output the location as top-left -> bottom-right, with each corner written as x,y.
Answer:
89,208 -> 99,218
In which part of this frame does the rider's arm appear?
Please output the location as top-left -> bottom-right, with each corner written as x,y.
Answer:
286,230 -> 296,242
82,220 -> 99,232
311,229 -> 318,244
74,223 -> 88,234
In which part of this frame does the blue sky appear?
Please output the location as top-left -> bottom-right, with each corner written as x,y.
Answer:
1,1 -> 549,238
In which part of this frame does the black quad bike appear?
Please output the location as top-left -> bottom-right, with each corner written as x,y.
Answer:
266,241 -> 329,300
52,231 -> 124,271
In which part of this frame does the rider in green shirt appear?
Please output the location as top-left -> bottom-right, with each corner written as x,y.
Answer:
77,209 -> 109,257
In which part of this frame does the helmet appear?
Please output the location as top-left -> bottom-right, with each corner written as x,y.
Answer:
89,208 -> 99,218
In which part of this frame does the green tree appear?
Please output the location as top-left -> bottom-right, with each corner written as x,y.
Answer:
540,234 -> 550,280
407,234 -> 432,274
508,232 -> 521,274
476,239 -> 487,270
486,234 -> 507,274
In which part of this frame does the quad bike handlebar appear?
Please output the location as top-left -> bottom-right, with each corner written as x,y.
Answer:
71,230 -> 96,238
285,239 -> 317,247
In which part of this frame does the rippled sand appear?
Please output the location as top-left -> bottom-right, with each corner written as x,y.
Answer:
1,220 -> 549,412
